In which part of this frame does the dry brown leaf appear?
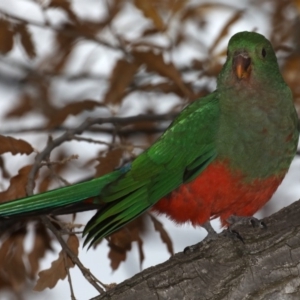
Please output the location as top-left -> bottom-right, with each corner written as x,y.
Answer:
72,0 -> 123,36
67,233 -> 79,254
141,27 -> 161,37
134,0 -> 165,30
0,165 -> 34,202
0,276 -> 11,290
38,172 -> 55,194
15,23 -> 36,59
108,215 -> 146,270
108,230 -> 132,270
95,148 -> 123,177
149,214 -> 174,255
0,19 -> 14,54
181,3 -> 235,22
0,229 -> 27,291
51,22 -> 77,72
49,0 -> 78,23
104,59 -> 140,105
169,0 -> 188,14
5,93 -> 33,118
0,156 -> 10,179
283,54 -> 300,106
28,223 -> 53,278
0,135 -> 33,155
53,40 -> 74,72
123,215 -> 146,268
132,50 -> 194,99
47,99 -> 103,128
34,234 -> 79,291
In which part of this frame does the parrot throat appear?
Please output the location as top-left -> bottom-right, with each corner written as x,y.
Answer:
152,160 -> 283,227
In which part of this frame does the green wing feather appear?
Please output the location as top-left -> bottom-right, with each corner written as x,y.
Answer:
83,92 -> 220,247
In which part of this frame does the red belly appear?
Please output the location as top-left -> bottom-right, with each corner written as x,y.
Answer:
152,161 -> 283,226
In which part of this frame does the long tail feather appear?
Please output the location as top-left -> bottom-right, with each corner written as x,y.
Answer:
0,170 -> 123,219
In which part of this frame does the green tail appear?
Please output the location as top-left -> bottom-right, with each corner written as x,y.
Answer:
0,170 -> 124,218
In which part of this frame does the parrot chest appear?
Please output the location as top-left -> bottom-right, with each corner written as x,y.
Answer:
215,88 -> 298,180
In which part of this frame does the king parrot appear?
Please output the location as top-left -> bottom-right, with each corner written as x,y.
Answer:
0,31 -> 298,248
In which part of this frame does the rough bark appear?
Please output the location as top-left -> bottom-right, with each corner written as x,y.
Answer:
93,200 -> 300,300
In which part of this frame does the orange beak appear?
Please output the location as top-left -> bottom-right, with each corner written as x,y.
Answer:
233,53 -> 251,79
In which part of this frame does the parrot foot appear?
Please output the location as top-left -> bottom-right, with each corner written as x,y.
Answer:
224,228 -> 245,243
201,220 -> 218,239
225,215 -> 267,243
227,215 -> 267,230
184,221 -> 217,254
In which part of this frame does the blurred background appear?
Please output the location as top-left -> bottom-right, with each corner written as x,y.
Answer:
0,0 -> 299,299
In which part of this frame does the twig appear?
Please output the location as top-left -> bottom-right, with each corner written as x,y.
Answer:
40,154 -> 73,186
40,154 -> 79,167
63,251 -> 76,300
73,136 -> 148,150
41,215 -> 105,293
48,172 -> 71,187
0,124 -> 168,136
1,113 -> 176,137
47,216 -> 84,232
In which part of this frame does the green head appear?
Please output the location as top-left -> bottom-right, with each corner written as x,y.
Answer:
217,31 -> 285,89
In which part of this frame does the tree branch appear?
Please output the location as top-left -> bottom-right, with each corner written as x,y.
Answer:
93,199 -> 300,300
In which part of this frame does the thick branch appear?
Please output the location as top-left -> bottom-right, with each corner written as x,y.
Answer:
94,199 -> 300,300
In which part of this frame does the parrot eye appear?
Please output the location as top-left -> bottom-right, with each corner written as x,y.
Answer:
261,48 -> 267,58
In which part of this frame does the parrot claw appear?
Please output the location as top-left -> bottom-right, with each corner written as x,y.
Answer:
201,220 -> 218,239
224,215 -> 267,244
227,215 -> 267,230
224,229 -> 245,243
184,221 -> 218,254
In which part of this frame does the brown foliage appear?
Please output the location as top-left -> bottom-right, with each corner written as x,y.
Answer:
14,23 -> 36,59
104,213 -> 173,271
0,165 -> 34,203
0,135 -> 33,155
34,234 -> 79,291
107,216 -> 146,271
28,224 -> 53,279
0,19 -> 14,54
149,214 -> 174,256
0,229 -> 27,291
47,99 -> 104,128
132,49 -> 194,99
0,225 -> 52,291
104,59 -> 141,105
95,148 -> 124,177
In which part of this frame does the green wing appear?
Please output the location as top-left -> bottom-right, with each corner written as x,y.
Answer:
83,92 -> 220,247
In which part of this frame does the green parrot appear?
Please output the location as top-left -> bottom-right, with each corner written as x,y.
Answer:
0,31 -> 298,248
